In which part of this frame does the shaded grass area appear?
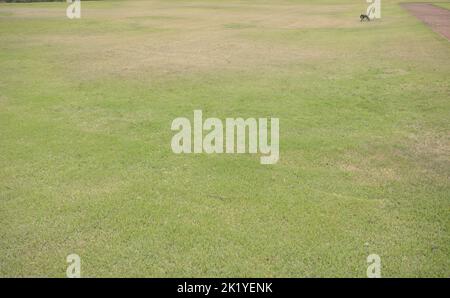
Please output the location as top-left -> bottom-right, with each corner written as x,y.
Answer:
0,0 -> 449,277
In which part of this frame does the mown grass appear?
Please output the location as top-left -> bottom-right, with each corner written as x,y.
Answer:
434,2 -> 450,10
0,0 -> 449,277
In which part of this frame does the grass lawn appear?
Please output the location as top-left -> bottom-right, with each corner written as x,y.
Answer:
434,2 -> 450,10
0,0 -> 449,277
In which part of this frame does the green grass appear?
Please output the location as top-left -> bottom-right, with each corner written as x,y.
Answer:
434,2 -> 450,10
0,0 -> 449,277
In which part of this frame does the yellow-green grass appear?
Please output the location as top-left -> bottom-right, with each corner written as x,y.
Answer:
433,2 -> 450,10
0,0 -> 449,277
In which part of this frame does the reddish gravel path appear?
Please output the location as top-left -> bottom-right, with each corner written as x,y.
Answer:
401,3 -> 450,40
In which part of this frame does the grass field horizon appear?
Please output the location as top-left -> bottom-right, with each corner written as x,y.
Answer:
0,0 -> 449,277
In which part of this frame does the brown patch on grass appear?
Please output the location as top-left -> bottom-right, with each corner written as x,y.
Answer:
2,1 -> 363,80
399,131 -> 450,185
342,131 -> 450,187
408,132 -> 450,159
340,156 -> 401,185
